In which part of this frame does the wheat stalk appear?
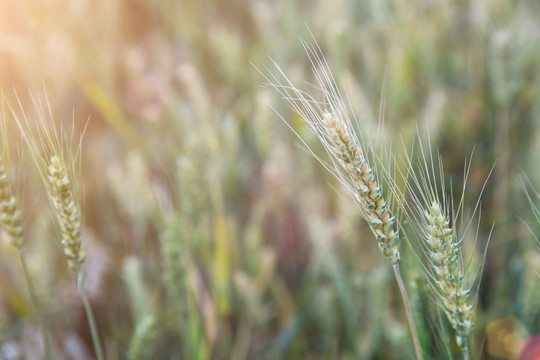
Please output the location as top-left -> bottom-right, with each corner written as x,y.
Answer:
398,138 -> 492,359
1,98 -> 54,360
0,156 -> 54,360
11,91 -> 103,360
259,38 -> 423,359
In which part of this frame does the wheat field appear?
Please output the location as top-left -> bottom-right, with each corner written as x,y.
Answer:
0,1 -> 539,359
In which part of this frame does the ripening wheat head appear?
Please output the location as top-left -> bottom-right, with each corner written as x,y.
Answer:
0,156 -> 23,248
0,103 -> 23,248
11,92 -> 86,272
400,139 -> 492,350
260,40 -> 400,264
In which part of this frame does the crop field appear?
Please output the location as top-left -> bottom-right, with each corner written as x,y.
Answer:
0,0 -> 539,359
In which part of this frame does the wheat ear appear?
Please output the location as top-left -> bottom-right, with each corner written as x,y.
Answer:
398,137 -> 492,359
321,111 -> 400,263
260,38 -> 423,359
47,155 -> 85,271
424,202 -> 473,354
0,157 -> 23,247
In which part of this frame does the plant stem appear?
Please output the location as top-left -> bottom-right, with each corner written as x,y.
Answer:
19,250 -> 54,360
393,264 -> 423,360
77,271 -> 104,360
462,344 -> 470,360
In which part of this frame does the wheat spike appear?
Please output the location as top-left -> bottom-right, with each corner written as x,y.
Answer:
322,111 -> 400,263
0,157 -> 23,248
47,155 -> 85,272
259,38 -> 424,359
424,201 -> 473,349
397,136 -> 492,358
11,91 -> 103,359
260,40 -> 400,264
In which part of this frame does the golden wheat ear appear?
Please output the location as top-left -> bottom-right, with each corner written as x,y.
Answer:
399,136 -> 493,359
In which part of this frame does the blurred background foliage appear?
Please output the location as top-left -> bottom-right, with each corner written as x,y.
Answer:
0,0 -> 539,359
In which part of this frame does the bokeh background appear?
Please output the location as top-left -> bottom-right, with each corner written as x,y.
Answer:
0,0 -> 539,359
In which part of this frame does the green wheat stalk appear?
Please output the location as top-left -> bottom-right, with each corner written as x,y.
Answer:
398,137 -> 492,359
0,98 -> 53,360
259,38 -> 423,359
11,91 -> 103,360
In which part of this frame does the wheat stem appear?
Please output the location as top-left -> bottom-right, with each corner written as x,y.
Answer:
260,41 -> 428,356
324,110 -> 423,357
1,157 -> 53,359
47,155 -> 103,358
393,264 -> 424,360
10,92 -> 104,359
462,345 -> 470,360
19,250 -> 54,360
398,139 -> 492,359
77,271 -> 104,360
